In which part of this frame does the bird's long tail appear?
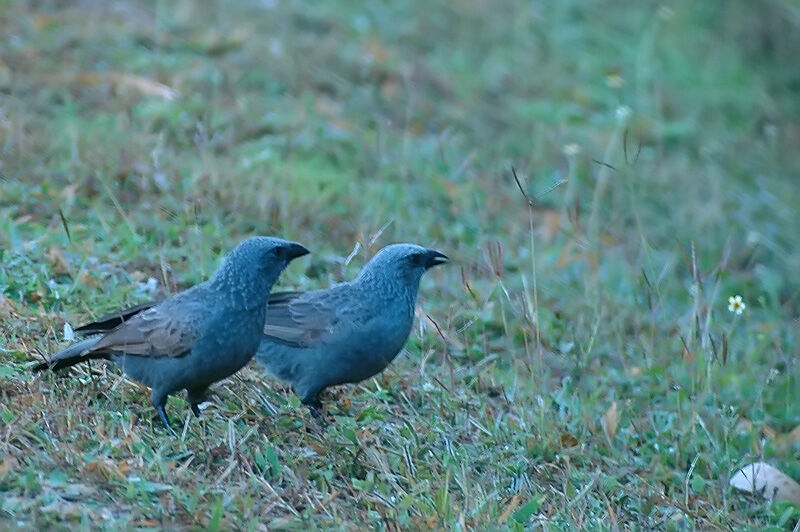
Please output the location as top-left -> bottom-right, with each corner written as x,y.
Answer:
32,337 -> 108,372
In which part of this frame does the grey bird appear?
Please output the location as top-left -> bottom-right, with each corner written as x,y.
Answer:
254,243 -> 448,409
32,236 -> 310,430
66,244 -> 448,410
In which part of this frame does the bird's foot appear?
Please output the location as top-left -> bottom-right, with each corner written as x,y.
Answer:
156,404 -> 177,435
190,399 -> 215,418
187,388 -> 212,418
304,398 -> 330,430
303,395 -> 324,416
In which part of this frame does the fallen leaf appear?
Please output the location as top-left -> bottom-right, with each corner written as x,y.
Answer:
538,210 -> 563,242
341,396 -> 352,411
602,401 -> 618,442
85,458 -> 125,480
60,483 -> 96,501
83,72 -> 178,99
78,270 -> 99,287
761,424 -> 777,439
729,462 -> 800,504
498,494 -> 521,524
187,28 -> 248,56
560,432 -> 579,448
40,500 -> 84,519
60,183 -> 80,206
785,425 -> 800,445
32,13 -> 57,31
0,294 -> 19,318
134,520 -> 162,527
556,240 -> 577,268
0,456 -> 19,475
44,72 -> 178,100
308,441 -> 327,455
210,445 -> 230,459
0,59 -> 11,89
128,479 -> 173,494
48,247 -> 70,274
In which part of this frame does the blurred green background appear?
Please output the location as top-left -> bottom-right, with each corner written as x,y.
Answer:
1,0 -> 798,529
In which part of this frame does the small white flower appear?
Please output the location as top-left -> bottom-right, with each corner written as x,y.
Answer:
138,276 -> 159,294
352,15 -> 369,32
605,74 -> 624,89
47,279 -> 60,300
63,322 -> 75,342
727,295 -> 746,315
268,39 -> 283,57
615,105 -> 632,124
562,143 -> 580,156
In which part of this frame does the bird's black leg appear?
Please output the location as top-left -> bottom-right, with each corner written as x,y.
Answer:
302,390 -> 324,418
299,391 -> 328,434
152,390 -> 175,433
156,403 -> 173,431
187,387 -> 210,418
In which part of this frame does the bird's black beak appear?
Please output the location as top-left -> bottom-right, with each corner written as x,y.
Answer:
424,249 -> 449,269
284,242 -> 311,260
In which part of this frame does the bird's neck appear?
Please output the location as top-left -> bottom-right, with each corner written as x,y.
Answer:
210,268 -> 275,311
355,273 -> 420,317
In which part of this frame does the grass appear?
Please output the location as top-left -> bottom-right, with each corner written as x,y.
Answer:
1,0 -> 799,529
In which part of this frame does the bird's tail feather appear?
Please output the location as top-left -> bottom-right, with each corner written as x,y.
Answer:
32,337 -> 108,372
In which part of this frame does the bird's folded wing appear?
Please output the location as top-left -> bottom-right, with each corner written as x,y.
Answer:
75,300 -> 161,335
263,290 -> 346,348
90,299 -> 203,357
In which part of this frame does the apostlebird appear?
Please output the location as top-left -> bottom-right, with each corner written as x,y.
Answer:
254,243 -> 448,409
66,243 -> 448,411
32,236 -> 310,430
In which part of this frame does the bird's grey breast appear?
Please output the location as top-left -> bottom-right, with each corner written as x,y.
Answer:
331,286 -> 416,379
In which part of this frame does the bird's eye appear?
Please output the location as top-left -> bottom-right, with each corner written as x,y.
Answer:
272,247 -> 285,258
409,253 -> 423,265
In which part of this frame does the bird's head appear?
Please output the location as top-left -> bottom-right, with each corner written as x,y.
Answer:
358,243 -> 449,288
215,236 -> 310,290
